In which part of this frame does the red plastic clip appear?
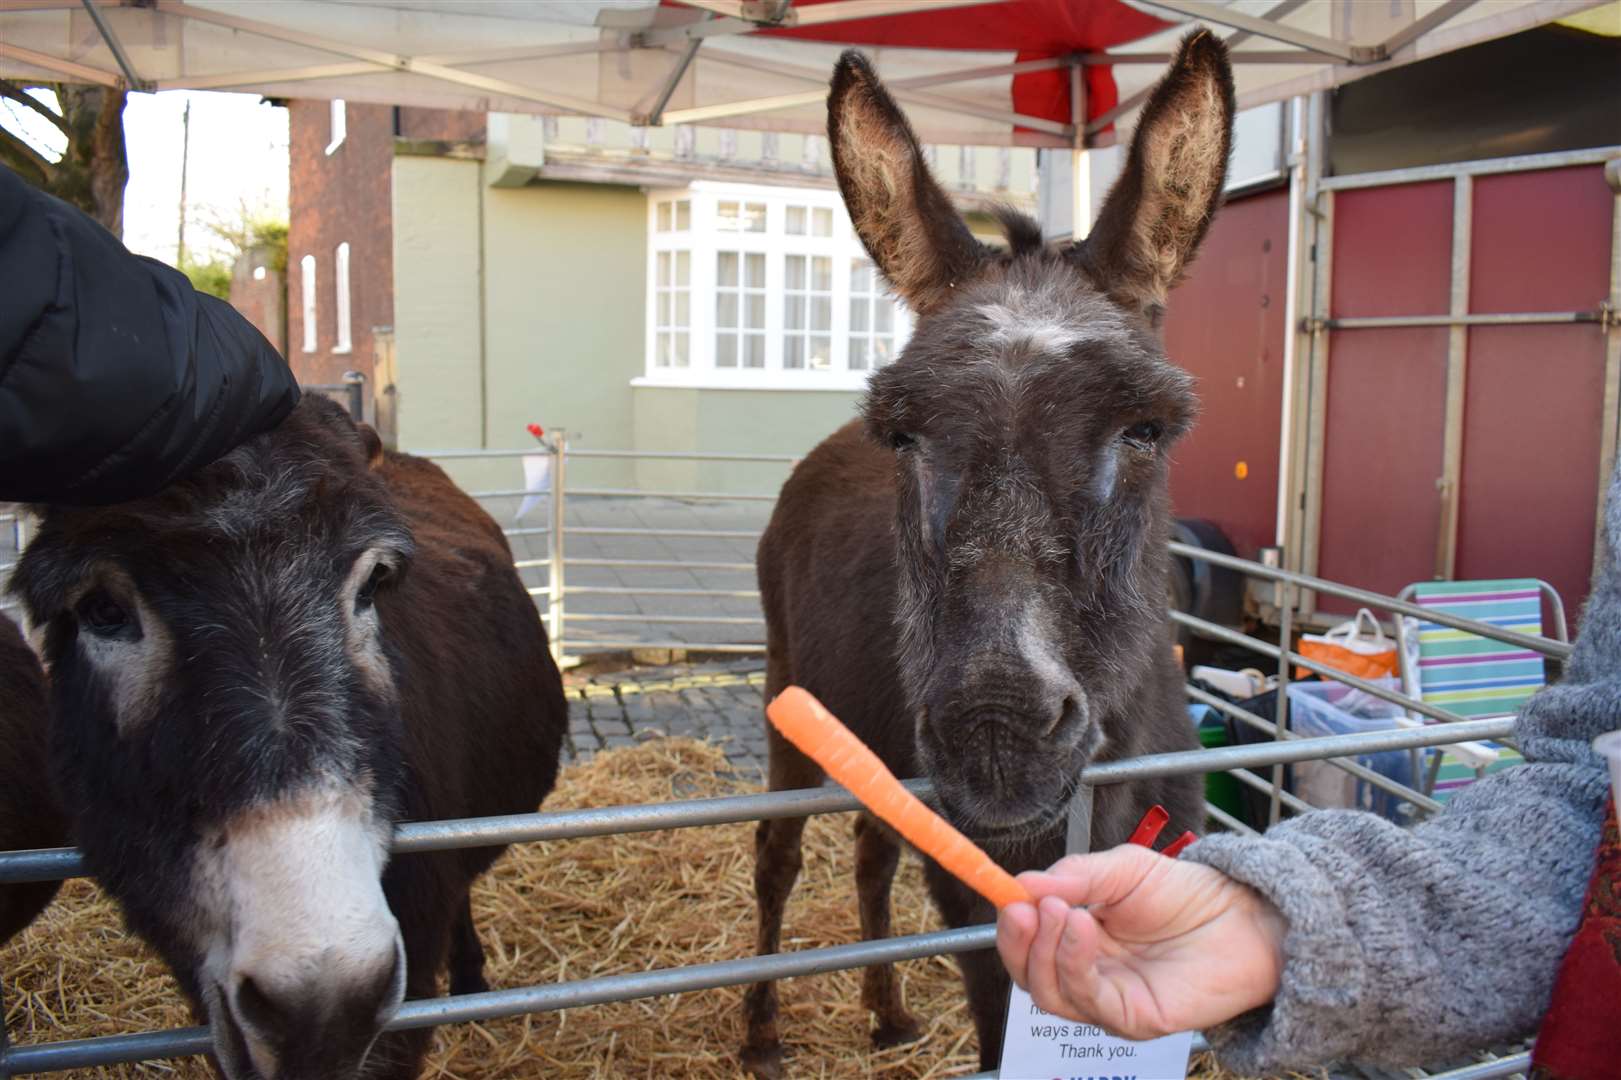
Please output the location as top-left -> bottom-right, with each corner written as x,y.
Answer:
526,422 -> 545,439
1161,831 -> 1197,859
1126,805 -> 1170,849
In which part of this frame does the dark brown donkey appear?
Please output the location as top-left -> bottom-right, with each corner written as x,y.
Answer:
10,395 -> 565,1080
0,610 -> 68,944
743,33 -> 1234,1075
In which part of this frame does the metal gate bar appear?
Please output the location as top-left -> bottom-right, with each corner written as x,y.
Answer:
1228,767 -> 1317,814
1316,145 -> 1618,191
567,557 -> 756,571
0,718 -> 1517,887
567,487 -> 780,501
0,716 -> 1518,1072
0,928 -> 999,1074
566,585 -> 761,598
1314,311 -> 1603,330
567,613 -> 765,625
1168,542 -> 1572,657
1188,684 -> 1447,815
423,448 -> 796,463
564,525 -> 761,541
398,451 -> 1579,661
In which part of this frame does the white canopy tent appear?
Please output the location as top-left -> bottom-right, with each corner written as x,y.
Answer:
0,0 -> 1607,149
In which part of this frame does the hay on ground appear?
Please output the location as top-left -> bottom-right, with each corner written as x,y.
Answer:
2,739 -> 1264,1078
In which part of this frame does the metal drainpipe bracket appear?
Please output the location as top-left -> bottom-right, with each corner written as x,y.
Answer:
1601,300 -> 1618,332
1300,315 -> 1328,334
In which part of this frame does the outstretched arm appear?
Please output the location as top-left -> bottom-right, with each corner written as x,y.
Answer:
999,758 -> 1605,1073
0,166 -> 299,505
1188,756 -> 1604,1072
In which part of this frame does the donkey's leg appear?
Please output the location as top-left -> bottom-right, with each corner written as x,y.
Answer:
855,813 -> 922,1047
447,892 -> 489,996
740,729 -> 824,1079
924,859 -> 1010,1071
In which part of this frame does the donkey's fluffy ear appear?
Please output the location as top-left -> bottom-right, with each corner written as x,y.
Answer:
1075,31 -> 1234,318
828,50 -> 987,315
356,423 -> 385,469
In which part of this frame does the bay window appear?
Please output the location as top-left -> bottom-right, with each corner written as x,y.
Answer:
642,183 -> 910,390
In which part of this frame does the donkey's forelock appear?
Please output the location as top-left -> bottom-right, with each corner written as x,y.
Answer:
9,399 -> 412,625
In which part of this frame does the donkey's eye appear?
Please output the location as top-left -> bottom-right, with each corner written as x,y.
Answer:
889,431 -> 918,452
355,563 -> 392,613
1120,421 -> 1164,450
76,590 -> 136,639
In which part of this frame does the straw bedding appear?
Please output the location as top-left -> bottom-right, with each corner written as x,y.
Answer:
2,738 -> 1256,1079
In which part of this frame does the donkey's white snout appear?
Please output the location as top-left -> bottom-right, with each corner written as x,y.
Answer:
203,785 -> 403,1079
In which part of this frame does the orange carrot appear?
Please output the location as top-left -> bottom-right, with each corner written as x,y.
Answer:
767,685 -> 1033,910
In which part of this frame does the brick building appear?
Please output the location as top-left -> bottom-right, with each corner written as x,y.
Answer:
228,245 -> 285,358
284,100 -> 1037,483
287,99 -> 483,397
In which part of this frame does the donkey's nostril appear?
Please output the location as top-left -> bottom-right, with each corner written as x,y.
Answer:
232,974 -> 290,1039
1049,694 -> 1083,737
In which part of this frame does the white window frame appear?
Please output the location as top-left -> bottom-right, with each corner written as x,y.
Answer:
333,241 -> 353,354
637,181 -> 911,392
325,99 -> 346,155
300,254 -> 317,353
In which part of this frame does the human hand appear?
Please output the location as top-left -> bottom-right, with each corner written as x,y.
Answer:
996,843 -> 1287,1039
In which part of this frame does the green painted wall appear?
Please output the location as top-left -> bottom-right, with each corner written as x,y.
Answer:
391,156 -> 484,454
631,387 -> 863,493
481,179 -> 645,490
392,154 -> 873,497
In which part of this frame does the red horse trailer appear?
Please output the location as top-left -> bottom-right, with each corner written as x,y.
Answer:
1165,148 -> 1619,629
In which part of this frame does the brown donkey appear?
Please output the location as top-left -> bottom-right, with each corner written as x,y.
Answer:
11,396 -> 566,1080
743,33 -> 1235,1075
0,611 -> 68,945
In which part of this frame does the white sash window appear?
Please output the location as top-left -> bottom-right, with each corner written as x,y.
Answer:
642,183 -> 910,390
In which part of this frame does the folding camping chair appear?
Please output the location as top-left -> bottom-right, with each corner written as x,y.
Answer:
1394,578 -> 1568,802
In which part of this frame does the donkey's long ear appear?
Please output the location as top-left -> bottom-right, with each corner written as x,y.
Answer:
1075,31 -> 1235,318
829,50 -> 987,315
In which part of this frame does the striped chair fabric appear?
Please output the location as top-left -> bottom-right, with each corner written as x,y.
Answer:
1410,579 -> 1546,799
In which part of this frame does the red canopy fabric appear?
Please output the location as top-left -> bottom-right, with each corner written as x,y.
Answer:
668,0 -> 1174,131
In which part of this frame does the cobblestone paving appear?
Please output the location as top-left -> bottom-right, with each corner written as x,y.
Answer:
561,656 -> 771,782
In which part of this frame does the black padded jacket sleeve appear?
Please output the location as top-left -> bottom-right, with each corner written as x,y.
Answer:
0,165 -> 299,505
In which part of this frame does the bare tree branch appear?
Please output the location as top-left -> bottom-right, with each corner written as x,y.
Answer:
0,77 -> 69,135
0,126 -> 53,182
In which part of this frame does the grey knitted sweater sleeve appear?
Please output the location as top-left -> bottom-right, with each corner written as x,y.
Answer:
1183,488 -> 1621,1073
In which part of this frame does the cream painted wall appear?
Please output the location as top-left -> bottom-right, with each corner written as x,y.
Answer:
481,180 -> 645,489
392,154 -> 877,497
631,386 -> 862,493
391,155 -> 484,453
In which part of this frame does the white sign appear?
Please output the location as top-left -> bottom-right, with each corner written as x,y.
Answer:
514,453 -> 552,521
999,985 -> 1192,1080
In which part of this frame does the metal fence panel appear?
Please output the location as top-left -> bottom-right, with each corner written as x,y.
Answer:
0,441 -> 1569,1075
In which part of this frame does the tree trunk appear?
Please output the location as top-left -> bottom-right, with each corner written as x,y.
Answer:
0,83 -> 128,236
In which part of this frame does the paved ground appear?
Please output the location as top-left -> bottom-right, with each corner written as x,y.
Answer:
0,494 -> 773,652
478,492 -> 773,654
561,656 -> 772,782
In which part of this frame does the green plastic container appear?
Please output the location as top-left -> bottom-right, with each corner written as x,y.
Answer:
1198,712 -> 1246,824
